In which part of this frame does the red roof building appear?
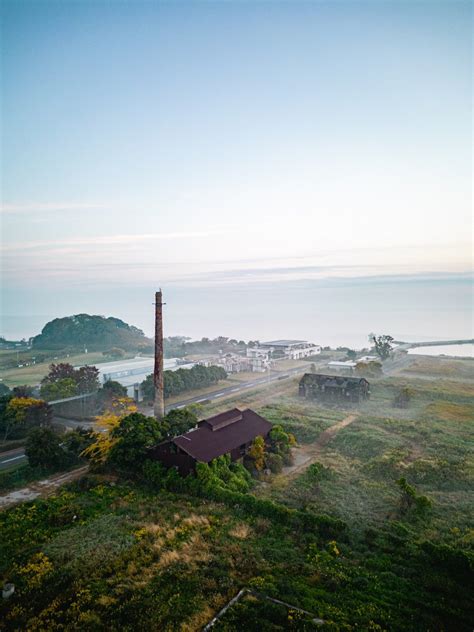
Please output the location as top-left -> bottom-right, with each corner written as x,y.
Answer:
149,408 -> 272,476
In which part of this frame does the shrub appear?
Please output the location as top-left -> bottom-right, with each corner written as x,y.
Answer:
265,453 -> 283,474
25,427 -> 68,470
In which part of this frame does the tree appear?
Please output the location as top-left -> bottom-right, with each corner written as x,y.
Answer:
2,397 -> 52,441
268,425 -> 296,466
396,477 -> 432,516
103,347 -> 125,359
346,349 -> 357,360
42,363 -> 76,383
164,408 -> 197,437
81,397 -> 137,465
372,335 -> 394,360
108,413 -> 165,469
25,427 -> 65,470
248,436 -> 266,471
62,427 -> 95,459
40,378 -> 78,401
265,452 -> 283,473
40,363 -> 100,400
355,361 -> 383,377
76,365 -> 100,393
32,314 -> 148,351
102,380 -> 127,399
12,385 -> 35,398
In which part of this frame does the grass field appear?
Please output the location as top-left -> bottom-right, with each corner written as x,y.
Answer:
0,350 -> 136,388
1,355 -> 473,630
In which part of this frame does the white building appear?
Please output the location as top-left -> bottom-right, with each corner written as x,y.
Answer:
258,340 -> 321,360
246,347 -> 272,372
328,360 -> 357,373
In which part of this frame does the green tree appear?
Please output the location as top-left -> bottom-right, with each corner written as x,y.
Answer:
372,335 -> 394,360
40,378 -> 78,401
2,397 -> 52,441
164,407 -> 197,437
25,427 -> 66,470
396,477 -> 432,515
108,412 -> 165,469
102,380 -> 127,398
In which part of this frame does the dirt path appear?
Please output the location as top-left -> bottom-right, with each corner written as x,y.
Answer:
278,413 -> 359,482
0,466 -> 88,511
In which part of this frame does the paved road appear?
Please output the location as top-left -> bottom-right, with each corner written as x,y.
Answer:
0,448 -> 28,471
164,365 -> 309,412
0,365 -> 310,470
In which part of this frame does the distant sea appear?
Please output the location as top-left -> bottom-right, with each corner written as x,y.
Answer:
1,276 -> 472,351
408,344 -> 473,358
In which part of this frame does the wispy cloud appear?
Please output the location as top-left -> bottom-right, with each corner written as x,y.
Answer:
1,229 -> 230,252
0,202 -> 108,214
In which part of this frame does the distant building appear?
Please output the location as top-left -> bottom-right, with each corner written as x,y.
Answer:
328,360 -> 357,373
149,408 -> 272,476
299,373 -> 370,403
198,353 -> 250,374
246,347 -> 272,372
258,340 -> 321,360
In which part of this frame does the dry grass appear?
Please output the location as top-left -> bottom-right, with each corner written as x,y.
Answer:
229,523 -> 253,539
403,357 -> 473,380
425,401 -> 474,422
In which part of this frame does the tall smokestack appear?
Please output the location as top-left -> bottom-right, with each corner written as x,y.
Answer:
154,289 -> 165,419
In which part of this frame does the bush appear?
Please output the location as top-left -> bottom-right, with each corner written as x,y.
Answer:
265,453 -> 283,473
25,427 -> 68,470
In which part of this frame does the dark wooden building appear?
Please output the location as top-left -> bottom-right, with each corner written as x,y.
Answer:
299,373 -> 370,403
149,407 -> 272,476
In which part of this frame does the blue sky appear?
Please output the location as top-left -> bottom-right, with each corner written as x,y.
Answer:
1,0 -> 472,337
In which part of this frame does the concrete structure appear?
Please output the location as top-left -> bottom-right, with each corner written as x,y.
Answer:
246,347 -> 272,372
200,353 -> 251,374
299,373 -> 370,403
258,340 -> 320,360
328,360 -> 357,373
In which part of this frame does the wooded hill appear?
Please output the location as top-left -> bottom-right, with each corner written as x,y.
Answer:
32,315 -> 152,352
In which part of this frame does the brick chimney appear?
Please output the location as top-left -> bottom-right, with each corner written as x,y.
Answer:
153,290 -> 165,419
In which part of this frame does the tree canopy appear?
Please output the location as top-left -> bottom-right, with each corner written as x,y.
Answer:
141,364 -> 227,401
372,334 -> 394,360
32,314 -> 150,351
40,363 -> 100,400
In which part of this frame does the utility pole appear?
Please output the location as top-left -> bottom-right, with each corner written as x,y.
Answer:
153,290 -> 165,419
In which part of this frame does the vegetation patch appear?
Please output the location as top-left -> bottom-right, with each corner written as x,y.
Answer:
424,401 -> 473,423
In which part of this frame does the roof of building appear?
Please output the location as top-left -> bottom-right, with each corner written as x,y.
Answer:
300,373 -> 369,388
261,339 -> 308,347
172,408 -> 272,462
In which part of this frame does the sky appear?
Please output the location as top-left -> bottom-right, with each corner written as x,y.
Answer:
1,0 -> 472,341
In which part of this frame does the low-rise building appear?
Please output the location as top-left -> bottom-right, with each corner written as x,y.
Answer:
149,408 -> 272,476
299,373 -> 370,403
246,347 -> 272,372
328,360 -> 357,373
259,340 -> 320,359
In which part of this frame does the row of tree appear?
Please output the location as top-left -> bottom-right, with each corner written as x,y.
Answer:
141,364 -> 227,400
40,363 -> 100,401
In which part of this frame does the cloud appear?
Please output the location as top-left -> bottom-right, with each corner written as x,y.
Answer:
0,202 -> 108,214
1,229 -> 230,252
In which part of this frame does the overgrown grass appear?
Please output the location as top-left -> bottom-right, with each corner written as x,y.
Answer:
1,477 -> 472,631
